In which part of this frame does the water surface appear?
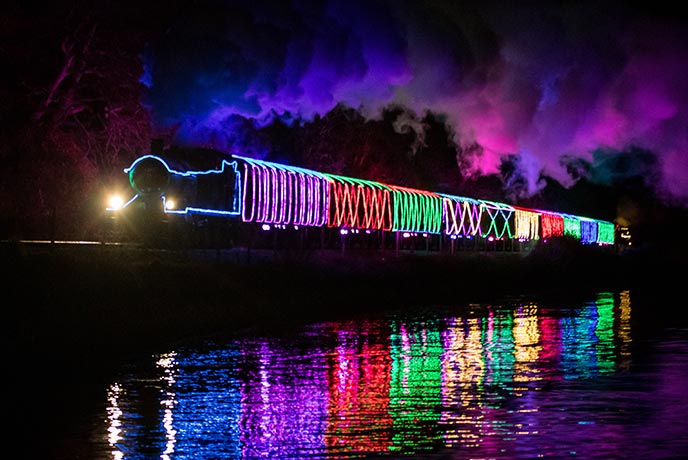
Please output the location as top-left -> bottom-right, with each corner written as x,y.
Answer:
14,289 -> 688,459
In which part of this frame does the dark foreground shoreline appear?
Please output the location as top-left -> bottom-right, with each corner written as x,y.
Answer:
4,239 -> 681,361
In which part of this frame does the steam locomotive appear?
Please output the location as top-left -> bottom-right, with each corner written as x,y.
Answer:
104,145 -> 616,251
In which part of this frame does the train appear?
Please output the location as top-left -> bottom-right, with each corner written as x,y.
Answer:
103,144 -> 616,251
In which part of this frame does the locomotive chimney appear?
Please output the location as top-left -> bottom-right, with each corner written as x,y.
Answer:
150,138 -> 164,155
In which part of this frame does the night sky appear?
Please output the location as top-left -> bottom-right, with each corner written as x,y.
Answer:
140,0 -> 688,204
2,0 -> 687,236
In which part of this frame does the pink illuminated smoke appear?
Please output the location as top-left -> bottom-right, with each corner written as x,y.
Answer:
143,0 -> 688,205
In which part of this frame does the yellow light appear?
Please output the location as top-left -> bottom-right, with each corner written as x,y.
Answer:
165,198 -> 176,210
108,195 -> 124,210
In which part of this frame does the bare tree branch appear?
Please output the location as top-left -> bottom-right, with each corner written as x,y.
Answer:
33,22 -> 96,125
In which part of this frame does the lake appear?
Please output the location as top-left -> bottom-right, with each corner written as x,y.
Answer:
11,286 -> 688,459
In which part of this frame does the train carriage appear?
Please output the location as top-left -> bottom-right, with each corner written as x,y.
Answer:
440,194 -> 482,237
324,174 -> 393,231
236,155 -> 329,228
540,210 -> 565,239
478,200 -> 515,240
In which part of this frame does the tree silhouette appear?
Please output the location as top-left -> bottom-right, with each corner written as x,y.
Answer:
1,3 -> 154,238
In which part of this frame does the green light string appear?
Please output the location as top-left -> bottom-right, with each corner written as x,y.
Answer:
479,200 -> 514,239
390,186 -> 443,233
596,220 -> 615,245
563,215 -> 581,239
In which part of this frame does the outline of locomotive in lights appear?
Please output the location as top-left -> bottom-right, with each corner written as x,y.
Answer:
105,145 -> 616,250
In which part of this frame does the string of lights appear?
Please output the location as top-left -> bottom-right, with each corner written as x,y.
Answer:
563,215 -> 582,240
514,208 -> 541,241
479,201 -> 515,239
325,174 -> 393,230
390,186 -> 443,233
237,155 -> 329,227
113,152 -> 617,246
540,212 -> 565,239
440,195 -> 482,236
580,219 -> 599,244
596,221 -> 615,245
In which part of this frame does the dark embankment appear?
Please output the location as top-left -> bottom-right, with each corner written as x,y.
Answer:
4,237 -> 682,361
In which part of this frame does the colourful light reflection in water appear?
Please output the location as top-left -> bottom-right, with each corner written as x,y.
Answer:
560,292 -> 616,380
99,290 -> 665,459
618,290 -> 632,371
237,338 -> 328,458
106,383 -> 124,460
325,320 -> 393,455
389,320 -> 444,452
440,315 -> 489,449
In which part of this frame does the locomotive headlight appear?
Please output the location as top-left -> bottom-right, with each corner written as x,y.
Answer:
107,194 -> 125,211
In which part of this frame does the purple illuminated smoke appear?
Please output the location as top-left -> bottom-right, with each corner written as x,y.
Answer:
143,0 -> 688,205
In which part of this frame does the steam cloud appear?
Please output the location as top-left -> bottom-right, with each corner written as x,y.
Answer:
142,0 -> 688,205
